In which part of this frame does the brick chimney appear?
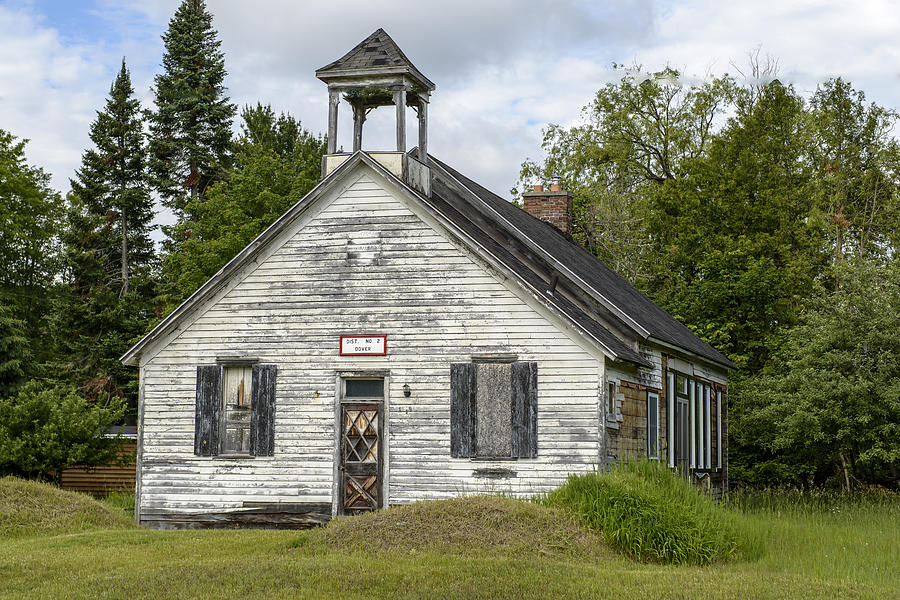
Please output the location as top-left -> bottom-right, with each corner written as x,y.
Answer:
522,178 -> 573,234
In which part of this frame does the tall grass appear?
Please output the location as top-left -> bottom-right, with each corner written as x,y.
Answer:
100,491 -> 135,515
542,460 -> 761,565
728,487 -> 900,591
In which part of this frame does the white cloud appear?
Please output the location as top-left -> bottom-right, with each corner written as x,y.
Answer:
0,7 -> 112,191
2,0 -> 898,213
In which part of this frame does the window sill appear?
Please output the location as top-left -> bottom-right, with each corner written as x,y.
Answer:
605,420 -> 620,430
469,456 -> 519,462
215,453 -> 256,460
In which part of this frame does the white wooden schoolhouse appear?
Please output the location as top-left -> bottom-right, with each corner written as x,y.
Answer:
122,29 -> 735,528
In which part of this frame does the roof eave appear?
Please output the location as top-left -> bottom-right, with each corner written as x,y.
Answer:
647,336 -> 737,372
427,158 -> 653,339
315,66 -> 436,91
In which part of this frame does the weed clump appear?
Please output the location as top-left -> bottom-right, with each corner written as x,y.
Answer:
543,460 -> 757,565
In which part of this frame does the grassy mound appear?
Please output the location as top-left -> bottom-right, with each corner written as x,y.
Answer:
299,495 -> 613,558
544,461 -> 759,565
0,476 -> 137,538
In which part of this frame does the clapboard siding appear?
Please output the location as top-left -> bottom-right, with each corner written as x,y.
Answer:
138,169 -> 604,525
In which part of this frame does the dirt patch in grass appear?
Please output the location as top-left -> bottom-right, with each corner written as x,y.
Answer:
300,495 -> 613,559
0,476 -> 137,538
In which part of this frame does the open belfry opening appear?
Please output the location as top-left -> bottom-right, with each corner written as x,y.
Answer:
316,28 -> 434,160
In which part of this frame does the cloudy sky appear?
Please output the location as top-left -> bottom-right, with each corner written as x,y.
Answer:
2,0 -> 899,228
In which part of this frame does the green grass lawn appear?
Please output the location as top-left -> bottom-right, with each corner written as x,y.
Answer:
0,478 -> 897,599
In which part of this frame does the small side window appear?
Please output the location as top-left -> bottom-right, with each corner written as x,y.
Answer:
647,391 -> 659,459
607,381 -> 617,417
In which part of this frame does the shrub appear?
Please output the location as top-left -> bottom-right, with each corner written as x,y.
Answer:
0,381 -> 126,481
543,460 -> 757,565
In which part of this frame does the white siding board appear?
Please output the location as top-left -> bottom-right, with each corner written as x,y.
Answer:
139,168 -> 604,519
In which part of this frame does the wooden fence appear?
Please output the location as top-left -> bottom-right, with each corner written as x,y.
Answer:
60,440 -> 137,497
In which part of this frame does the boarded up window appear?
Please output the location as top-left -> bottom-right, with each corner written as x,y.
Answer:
476,363 -> 512,457
194,364 -> 276,457
450,361 -> 537,459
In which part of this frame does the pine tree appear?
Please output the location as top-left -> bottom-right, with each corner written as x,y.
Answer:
70,58 -> 155,295
162,103 -> 325,305
60,59 -> 157,411
148,0 -> 235,225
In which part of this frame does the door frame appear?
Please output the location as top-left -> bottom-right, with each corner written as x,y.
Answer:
332,371 -> 390,517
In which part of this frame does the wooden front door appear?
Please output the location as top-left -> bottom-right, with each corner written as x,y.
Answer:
339,379 -> 384,515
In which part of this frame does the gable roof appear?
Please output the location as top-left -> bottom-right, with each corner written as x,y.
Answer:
316,28 -> 435,91
122,151 -> 732,372
121,153 -> 649,368
426,157 -> 735,371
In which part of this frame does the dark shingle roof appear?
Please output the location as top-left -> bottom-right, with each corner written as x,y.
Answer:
428,156 -> 735,370
428,177 -> 650,367
316,28 -> 435,91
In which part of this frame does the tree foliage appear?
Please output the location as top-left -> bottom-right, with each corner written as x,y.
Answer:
518,67 -> 735,282
520,70 -> 900,486
0,381 -> 127,481
0,304 -> 29,395
162,103 -> 325,305
647,81 -> 824,372
0,130 -> 61,291
806,78 -> 900,270
735,260 -> 900,488
70,59 -> 155,296
57,60 -> 157,410
0,130 -> 62,370
148,0 -> 235,221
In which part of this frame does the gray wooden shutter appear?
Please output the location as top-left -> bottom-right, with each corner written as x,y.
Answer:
510,361 -> 538,458
251,364 -> 276,457
195,365 -> 222,456
450,363 -> 477,458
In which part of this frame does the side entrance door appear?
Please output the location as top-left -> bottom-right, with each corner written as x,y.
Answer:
339,378 -> 384,515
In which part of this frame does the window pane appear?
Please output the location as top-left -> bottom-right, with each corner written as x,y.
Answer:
608,382 -> 616,414
223,366 -> 252,453
648,392 -> 658,457
345,379 -> 384,398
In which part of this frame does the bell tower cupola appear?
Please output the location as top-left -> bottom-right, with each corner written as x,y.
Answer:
316,29 -> 435,195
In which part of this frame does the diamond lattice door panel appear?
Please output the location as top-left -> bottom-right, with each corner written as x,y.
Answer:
343,474 -> 378,512
343,408 -> 379,463
340,403 -> 382,514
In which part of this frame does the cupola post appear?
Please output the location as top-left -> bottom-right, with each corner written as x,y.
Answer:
316,28 -> 435,196
327,88 -> 340,154
394,87 -> 406,152
417,98 -> 427,160
352,103 -> 365,152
